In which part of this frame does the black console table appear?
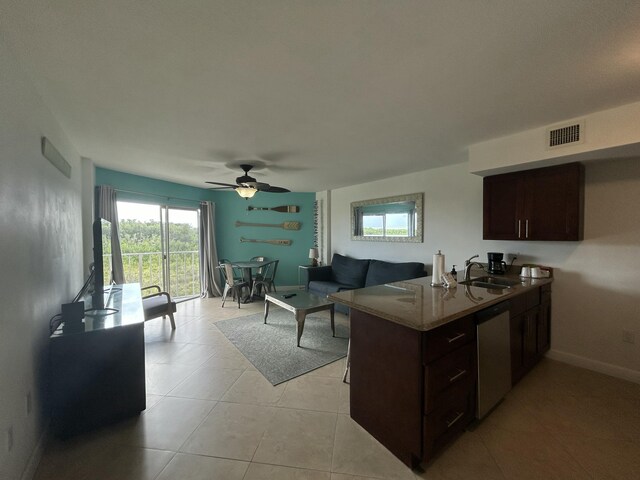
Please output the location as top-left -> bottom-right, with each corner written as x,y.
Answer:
49,283 -> 146,437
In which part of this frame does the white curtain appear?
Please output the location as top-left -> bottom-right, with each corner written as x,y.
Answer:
199,201 -> 223,297
94,185 -> 125,284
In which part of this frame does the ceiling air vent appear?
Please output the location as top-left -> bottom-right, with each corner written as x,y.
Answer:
546,121 -> 584,149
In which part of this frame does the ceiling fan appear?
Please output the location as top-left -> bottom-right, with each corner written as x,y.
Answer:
205,164 -> 290,199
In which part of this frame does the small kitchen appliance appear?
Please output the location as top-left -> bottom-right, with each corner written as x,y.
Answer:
487,252 -> 507,275
531,267 -> 544,278
431,250 -> 445,287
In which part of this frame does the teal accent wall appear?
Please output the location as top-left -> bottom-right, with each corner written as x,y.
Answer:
96,167 -> 215,208
96,168 -> 315,286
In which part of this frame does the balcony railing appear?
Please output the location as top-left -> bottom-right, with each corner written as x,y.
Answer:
107,250 -> 201,298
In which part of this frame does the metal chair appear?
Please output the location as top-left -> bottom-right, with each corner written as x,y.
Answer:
249,256 -> 268,295
219,263 -> 249,308
141,285 -> 176,329
250,256 -> 267,280
251,260 -> 279,298
219,258 -> 243,282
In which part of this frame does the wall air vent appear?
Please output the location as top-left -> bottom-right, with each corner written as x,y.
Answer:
546,121 -> 584,149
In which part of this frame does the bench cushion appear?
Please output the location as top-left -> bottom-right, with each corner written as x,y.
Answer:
142,296 -> 176,320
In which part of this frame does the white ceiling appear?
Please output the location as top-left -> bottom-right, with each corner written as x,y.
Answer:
2,0 -> 640,192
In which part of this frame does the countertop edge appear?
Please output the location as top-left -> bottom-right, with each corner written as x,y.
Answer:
328,275 -> 553,332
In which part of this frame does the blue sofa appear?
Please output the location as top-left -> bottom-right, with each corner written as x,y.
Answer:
303,253 -> 427,314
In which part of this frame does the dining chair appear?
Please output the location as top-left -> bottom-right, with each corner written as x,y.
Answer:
219,258 -> 243,282
251,259 -> 279,298
249,257 -> 267,297
219,263 -> 249,308
250,255 -> 267,282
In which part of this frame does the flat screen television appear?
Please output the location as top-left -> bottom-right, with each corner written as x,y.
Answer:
91,218 -> 113,311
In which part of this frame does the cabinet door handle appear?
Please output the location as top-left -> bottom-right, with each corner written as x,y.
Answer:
446,332 -> 466,343
446,411 -> 464,428
448,369 -> 467,383
525,219 -> 529,239
517,220 -> 521,239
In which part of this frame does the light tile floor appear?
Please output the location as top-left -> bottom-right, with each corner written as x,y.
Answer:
35,298 -> 640,480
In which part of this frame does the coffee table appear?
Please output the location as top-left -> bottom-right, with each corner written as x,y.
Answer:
264,291 -> 335,347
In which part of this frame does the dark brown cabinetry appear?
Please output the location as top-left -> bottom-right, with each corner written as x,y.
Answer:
346,281 -> 552,468
49,284 -> 146,437
510,284 -> 551,384
537,285 -> 552,353
422,316 -> 477,460
350,311 -> 476,468
483,163 -> 584,241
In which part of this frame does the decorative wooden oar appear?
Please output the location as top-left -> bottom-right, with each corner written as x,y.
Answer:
240,237 -> 292,246
235,220 -> 301,230
247,205 -> 300,213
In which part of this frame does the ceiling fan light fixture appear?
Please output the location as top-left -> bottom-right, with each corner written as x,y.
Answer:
235,186 -> 258,199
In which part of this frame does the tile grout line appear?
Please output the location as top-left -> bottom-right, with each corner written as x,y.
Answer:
329,409 -> 340,475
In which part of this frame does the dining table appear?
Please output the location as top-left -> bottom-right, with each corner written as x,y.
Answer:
231,259 -> 272,302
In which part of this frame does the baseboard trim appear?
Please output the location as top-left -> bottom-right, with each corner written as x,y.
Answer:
21,423 -> 48,480
546,349 -> 640,384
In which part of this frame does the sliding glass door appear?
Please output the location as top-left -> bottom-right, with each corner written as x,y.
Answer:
162,207 -> 201,298
117,201 -> 201,299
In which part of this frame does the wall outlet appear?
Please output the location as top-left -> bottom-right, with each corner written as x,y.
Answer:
6,426 -> 13,453
622,330 -> 635,344
26,391 -> 32,416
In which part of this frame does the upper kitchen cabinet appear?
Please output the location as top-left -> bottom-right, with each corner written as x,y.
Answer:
483,163 -> 584,241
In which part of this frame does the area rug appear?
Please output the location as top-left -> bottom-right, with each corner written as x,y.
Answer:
215,309 -> 349,385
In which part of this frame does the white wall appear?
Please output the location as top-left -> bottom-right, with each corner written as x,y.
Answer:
468,101 -> 640,175
330,160 -> 640,382
0,37 -> 83,479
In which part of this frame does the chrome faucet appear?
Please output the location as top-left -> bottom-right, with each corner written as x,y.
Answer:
464,254 -> 484,282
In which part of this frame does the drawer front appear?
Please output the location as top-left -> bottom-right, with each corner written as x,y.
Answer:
424,343 -> 475,413
423,381 -> 476,461
423,315 -> 475,364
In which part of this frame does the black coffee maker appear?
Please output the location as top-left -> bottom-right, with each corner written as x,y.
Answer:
487,252 -> 507,274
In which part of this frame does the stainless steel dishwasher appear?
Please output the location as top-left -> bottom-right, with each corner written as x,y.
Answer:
475,301 -> 511,419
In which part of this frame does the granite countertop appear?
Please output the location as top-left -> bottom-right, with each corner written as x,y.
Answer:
328,273 -> 552,332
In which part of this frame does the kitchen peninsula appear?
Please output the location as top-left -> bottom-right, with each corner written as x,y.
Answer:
329,274 -> 552,468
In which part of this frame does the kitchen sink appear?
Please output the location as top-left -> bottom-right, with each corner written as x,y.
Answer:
459,276 -> 521,289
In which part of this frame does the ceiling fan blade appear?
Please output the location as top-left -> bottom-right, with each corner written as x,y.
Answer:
206,164 -> 290,194
207,186 -> 235,190
245,181 -> 273,191
265,186 -> 290,193
206,181 -> 237,188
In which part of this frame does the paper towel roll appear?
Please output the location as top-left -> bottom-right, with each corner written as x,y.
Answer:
431,250 -> 445,287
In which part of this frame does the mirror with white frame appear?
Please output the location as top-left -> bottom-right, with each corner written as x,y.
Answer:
351,193 -> 423,242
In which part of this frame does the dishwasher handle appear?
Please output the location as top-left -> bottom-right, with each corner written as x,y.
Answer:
475,301 -> 510,324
